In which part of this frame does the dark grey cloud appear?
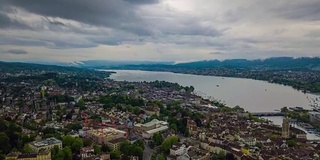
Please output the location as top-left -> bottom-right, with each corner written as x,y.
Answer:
6,49 -> 28,54
0,0 -> 153,35
124,0 -> 159,5
0,34 -> 98,49
273,1 -> 320,21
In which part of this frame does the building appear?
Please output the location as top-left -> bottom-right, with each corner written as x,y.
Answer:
187,119 -> 197,135
241,137 -> 256,146
89,127 -> 127,144
80,147 -> 95,160
106,137 -> 127,151
309,111 -> 320,123
170,143 -> 188,156
29,138 -> 62,153
136,119 -> 168,139
282,117 -> 290,139
6,151 -> 51,160
143,106 -> 160,116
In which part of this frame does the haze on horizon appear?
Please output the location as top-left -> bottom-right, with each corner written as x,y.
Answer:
0,0 -> 319,63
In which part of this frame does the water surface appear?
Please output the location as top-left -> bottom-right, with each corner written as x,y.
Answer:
107,70 -> 318,112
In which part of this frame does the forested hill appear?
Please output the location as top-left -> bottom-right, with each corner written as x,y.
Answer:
118,57 -> 320,71
175,57 -> 320,70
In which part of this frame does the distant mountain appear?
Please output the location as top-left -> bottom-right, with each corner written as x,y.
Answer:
118,57 -> 320,70
72,60 -> 174,68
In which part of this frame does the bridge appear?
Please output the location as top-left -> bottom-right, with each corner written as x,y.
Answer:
251,112 -> 285,116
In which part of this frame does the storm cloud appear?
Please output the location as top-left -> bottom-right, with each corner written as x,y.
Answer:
0,0 -> 319,62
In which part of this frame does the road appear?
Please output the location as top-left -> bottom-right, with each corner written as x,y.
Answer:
143,141 -> 154,160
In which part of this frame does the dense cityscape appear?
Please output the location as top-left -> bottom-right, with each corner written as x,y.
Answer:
1,62 -> 320,160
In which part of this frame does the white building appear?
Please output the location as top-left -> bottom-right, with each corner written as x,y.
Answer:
170,143 -> 188,156
29,137 -> 62,153
137,119 -> 169,139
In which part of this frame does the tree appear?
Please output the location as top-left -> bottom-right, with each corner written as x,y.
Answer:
150,153 -> 157,160
110,150 -> 121,160
62,146 -> 72,160
160,136 -> 179,153
22,144 -> 33,154
78,99 -> 86,110
83,138 -> 93,147
120,141 -> 131,155
71,138 -> 83,153
62,135 -> 74,147
133,106 -> 140,115
286,139 -> 297,147
169,123 -> 177,132
131,146 -> 143,159
55,150 -> 65,160
133,140 -> 145,150
218,150 -> 226,159
101,144 -> 110,152
158,154 -> 166,160
152,132 -> 163,146
0,132 -> 10,153
62,136 -> 83,153
51,145 -> 60,158
93,145 -> 101,155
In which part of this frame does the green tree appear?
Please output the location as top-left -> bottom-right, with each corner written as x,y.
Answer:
83,138 -> 93,147
133,140 -> 145,150
120,141 -> 131,155
131,146 -> 143,159
62,146 -> 72,160
133,106 -> 140,115
71,138 -> 83,153
55,150 -> 65,160
78,99 -> 86,110
62,135 -> 74,147
22,144 -> 33,154
0,132 -> 10,153
51,145 -> 60,158
150,153 -> 156,160
101,144 -> 110,152
62,136 -> 83,153
158,154 -> 166,160
218,150 -> 226,159
169,123 -> 177,132
160,136 -> 179,153
152,132 -> 163,146
93,145 -> 101,155
110,150 -> 121,160
286,139 -> 297,147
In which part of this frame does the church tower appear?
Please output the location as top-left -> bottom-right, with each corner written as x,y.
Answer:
282,117 -> 290,138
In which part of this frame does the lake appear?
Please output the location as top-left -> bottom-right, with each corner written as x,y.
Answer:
106,70 -> 319,112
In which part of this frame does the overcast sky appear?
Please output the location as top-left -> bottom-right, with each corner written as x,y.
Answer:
0,0 -> 319,62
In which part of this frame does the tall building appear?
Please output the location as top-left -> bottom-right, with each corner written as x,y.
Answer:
282,117 -> 290,138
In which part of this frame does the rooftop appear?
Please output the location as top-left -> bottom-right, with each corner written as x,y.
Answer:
142,119 -> 168,128
30,137 -> 62,148
146,125 -> 169,134
108,137 -> 127,144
